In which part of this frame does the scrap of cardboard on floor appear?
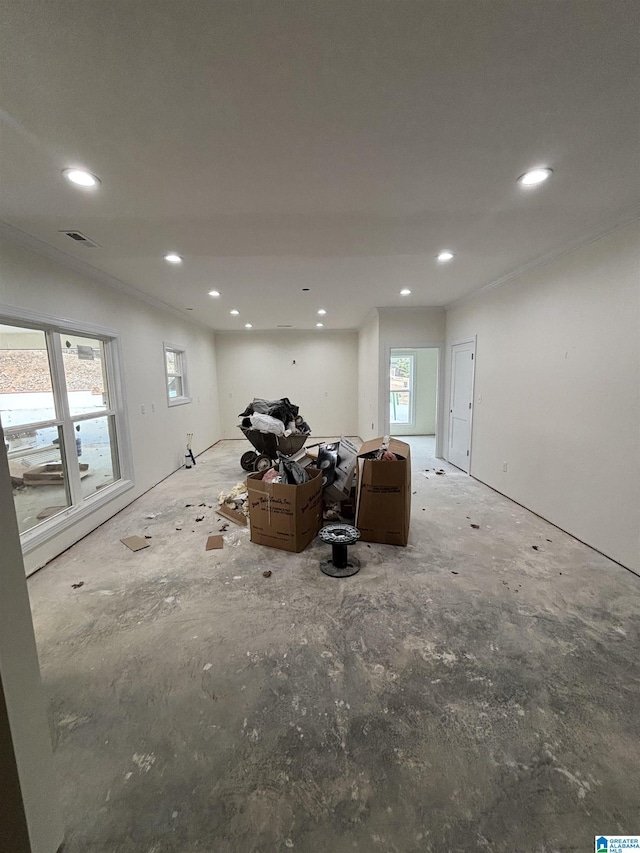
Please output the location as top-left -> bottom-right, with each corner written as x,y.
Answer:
206,535 -> 224,551
120,535 -> 150,552
216,504 -> 247,526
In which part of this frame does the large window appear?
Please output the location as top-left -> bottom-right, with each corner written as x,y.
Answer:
164,343 -> 190,406
389,352 -> 415,426
0,316 -> 130,547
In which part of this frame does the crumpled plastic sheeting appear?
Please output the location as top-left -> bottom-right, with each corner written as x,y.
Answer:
277,453 -> 310,485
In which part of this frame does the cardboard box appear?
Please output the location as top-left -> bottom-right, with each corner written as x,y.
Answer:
355,438 -> 411,545
247,466 -> 323,552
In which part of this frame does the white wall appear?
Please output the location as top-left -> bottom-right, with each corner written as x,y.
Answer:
377,307 -> 445,444
0,422 -> 64,853
215,330 -> 358,438
0,236 -> 220,573
357,311 -> 380,441
445,221 -> 640,571
391,347 -> 438,436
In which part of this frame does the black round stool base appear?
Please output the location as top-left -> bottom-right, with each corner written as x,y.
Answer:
320,556 -> 361,578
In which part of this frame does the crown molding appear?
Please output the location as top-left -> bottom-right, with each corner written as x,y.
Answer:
0,220 -> 213,331
445,207 -> 640,311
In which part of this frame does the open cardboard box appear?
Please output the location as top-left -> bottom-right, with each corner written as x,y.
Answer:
355,438 -> 411,545
247,466 -> 323,553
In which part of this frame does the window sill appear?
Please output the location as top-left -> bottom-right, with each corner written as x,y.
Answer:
167,396 -> 192,407
21,478 -> 134,554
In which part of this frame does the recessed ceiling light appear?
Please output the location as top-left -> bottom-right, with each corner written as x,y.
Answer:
317,309 -> 327,315
230,309 -> 239,315
400,288 -> 411,296
244,323 -> 253,329
63,168 -> 100,188
302,288 -> 310,292
164,253 -> 182,264
208,290 -> 220,297
316,323 -> 324,328
437,250 -> 454,263
518,167 -> 553,187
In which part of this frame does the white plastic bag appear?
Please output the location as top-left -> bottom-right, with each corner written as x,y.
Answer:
249,413 -> 285,435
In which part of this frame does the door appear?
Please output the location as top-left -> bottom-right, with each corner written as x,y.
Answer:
448,341 -> 475,472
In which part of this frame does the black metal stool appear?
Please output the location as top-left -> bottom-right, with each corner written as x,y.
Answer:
319,524 -> 361,578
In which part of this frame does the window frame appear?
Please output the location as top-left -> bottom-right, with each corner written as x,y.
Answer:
389,351 -> 416,427
0,305 -> 133,554
163,342 -> 191,407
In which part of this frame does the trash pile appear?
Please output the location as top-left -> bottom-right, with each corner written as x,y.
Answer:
238,397 -> 311,436
261,453 -> 310,486
218,482 -> 250,518
358,436 -> 403,461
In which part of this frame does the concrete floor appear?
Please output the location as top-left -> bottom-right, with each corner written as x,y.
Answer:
28,437 -> 640,853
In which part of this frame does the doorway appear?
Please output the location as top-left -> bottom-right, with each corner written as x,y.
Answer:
389,348 -> 439,449
447,340 -> 475,472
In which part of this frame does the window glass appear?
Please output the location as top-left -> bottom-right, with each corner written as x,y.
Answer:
390,354 -> 414,425
0,324 -> 56,426
6,425 -> 71,534
76,415 -> 120,500
60,334 -> 109,416
164,345 -> 189,404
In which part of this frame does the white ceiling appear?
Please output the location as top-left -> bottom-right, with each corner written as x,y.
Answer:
1,1 -> 638,331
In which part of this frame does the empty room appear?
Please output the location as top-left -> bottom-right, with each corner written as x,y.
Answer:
1,2 -> 639,853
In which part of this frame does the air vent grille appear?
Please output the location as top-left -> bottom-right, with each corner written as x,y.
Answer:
59,230 -> 100,248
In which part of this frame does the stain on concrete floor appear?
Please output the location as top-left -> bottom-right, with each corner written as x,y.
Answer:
28,438 -> 640,853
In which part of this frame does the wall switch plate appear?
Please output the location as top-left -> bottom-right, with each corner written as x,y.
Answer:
502,462 -> 508,472
140,404 -> 145,414
151,402 -> 155,412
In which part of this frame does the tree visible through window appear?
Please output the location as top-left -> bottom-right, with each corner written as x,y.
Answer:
390,352 -> 415,425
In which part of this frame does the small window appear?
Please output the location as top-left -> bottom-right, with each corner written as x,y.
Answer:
164,343 -> 190,406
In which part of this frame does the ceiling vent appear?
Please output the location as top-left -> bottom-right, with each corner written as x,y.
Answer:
59,230 -> 100,248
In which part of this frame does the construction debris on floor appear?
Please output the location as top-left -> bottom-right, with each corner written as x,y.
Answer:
247,465 -> 323,552
120,535 -> 150,552
217,482 -> 249,526
355,437 -> 412,545
237,397 -> 311,437
237,396 -> 313,474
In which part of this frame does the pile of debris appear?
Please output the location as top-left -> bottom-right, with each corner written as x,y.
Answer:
218,482 -> 249,519
238,397 -> 311,436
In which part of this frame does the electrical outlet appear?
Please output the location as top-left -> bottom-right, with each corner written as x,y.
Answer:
502,461 -> 508,472
371,422 -> 374,430
140,404 -> 145,415
151,402 -> 155,413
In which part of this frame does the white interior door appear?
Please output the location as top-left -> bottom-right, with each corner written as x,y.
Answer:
448,341 -> 475,472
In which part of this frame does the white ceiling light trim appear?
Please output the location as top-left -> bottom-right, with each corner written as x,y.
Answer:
400,288 -> 411,295
63,168 -> 100,188
518,167 -> 553,187
437,250 -> 454,262
244,323 -> 253,328
208,290 -> 220,297
316,322 -> 324,327
230,309 -> 239,315
317,309 -> 327,315
164,253 -> 182,264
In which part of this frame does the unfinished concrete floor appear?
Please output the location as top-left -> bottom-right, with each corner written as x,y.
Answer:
28,437 -> 640,853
